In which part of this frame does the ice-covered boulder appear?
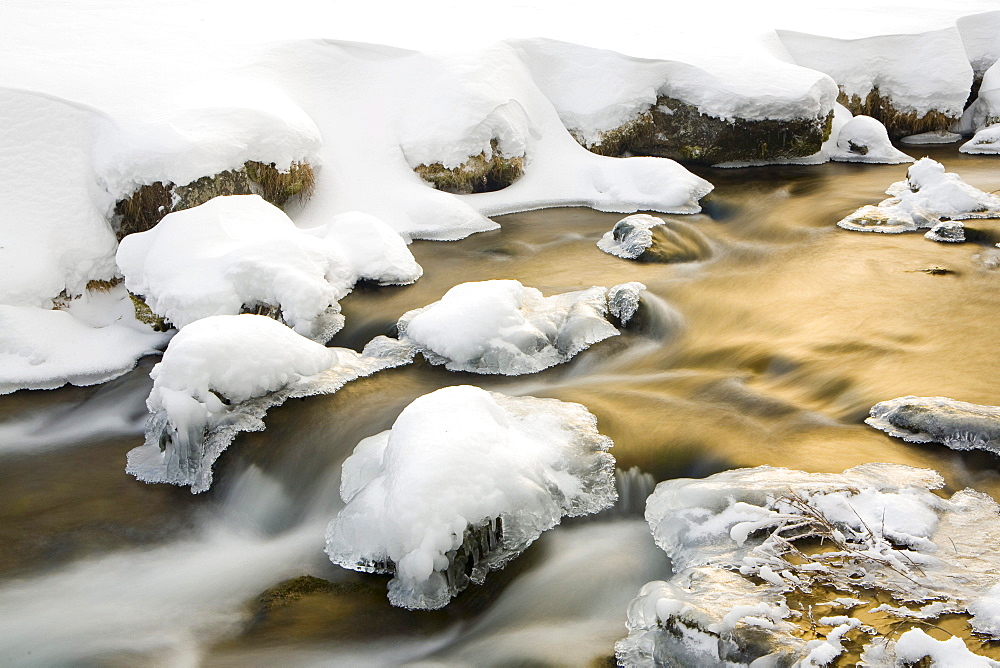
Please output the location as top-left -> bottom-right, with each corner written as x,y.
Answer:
377,279 -> 644,375
925,220 -> 965,243
827,115 -> 913,164
325,385 -> 617,610
837,158 -> 1000,236
617,463 -> 1000,666
126,314 -> 408,493
117,195 -> 421,342
597,214 -> 712,263
866,395 -> 1000,456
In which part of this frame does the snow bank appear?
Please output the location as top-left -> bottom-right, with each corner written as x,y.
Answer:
827,115 -> 913,164
325,385 -> 616,609
837,158 -> 1000,235
777,27 -> 973,127
957,10 -> 1000,80
866,395 -> 1000,456
126,314 -> 407,493
388,279 -> 639,375
117,195 -> 420,341
617,463 -> 1000,666
0,291 -> 169,395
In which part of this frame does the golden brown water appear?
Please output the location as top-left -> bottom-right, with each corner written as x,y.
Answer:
1,146 -> 998,665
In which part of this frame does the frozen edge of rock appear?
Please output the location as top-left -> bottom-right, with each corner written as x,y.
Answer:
866,395 -> 1000,455
325,385 -> 617,610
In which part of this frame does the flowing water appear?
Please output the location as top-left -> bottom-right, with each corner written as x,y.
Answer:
1,146 -> 999,666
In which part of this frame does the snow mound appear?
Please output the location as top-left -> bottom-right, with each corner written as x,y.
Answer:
117,194 -> 420,342
325,385 -> 616,610
827,115 -> 913,164
617,463 -> 1000,666
962,124 -> 1000,154
837,158 -> 1000,235
126,314 -> 407,493
866,395 -> 1000,455
0,293 -> 169,395
392,279 -> 632,375
889,628 -> 1000,667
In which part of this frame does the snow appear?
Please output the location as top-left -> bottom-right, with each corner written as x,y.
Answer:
960,61 -> 1000,138
126,314 -> 408,493
618,463 -> 1000,666
866,395 -> 1000,456
116,194 -> 420,342
956,10 -> 1000,78
325,385 -> 616,609
837,158 -> 1000,235
894,628 -> 1000,667
0,292 -> 169,395
777,27 -> 973,120
390,280 -> 635,375
827,115 -> 913,164
962,124 -> 1000,154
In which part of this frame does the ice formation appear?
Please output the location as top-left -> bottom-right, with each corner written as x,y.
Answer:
325,385 -> 617,610
117,195 -> 420,342
837,158 -> 1000,236
126,314 -> 408,493
387,279 -> 642,375
616,463 -> 1000,666
826,115 -> 913,164
866,395 -> 1000,456
597,214 -> 713,264
900,130 -> 963,145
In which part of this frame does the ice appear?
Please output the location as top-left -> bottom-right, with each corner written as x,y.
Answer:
900,130 -> 962,145
391,280 -> 633,375
117,194 -> 420,342
837,158 -> 1000,235
925,220 -> 966,243
827,115 -> 913,164
866,395 -> 1000,455
606,282 -> 646,327
598,215 -> 663,260
617,463 -> 1000,665
0,294 -> 169,395
325,385 -> 617,610
126,314 -> 408,493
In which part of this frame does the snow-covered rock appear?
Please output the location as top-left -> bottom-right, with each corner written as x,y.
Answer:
325,385 -> 617,610
777,27 -> 973,138
597,214 -> 712,263
0,289 -> 169,395
126,314 -> 408,493
827,115 -> 913,164
960,60 -> 1000,137
866,395 -> 1000,456
117,195 -> 420,342
385,279 -> 638,375
925,220 -> 966,243
837,158 -> 1000,235
962,123 -> 1000,154
617,463 -> 1000,666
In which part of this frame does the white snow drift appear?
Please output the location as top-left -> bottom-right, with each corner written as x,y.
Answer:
617,463 -> 1000,666
325,385 -> 617,610
117,194 -> 421,341
126,314 -> 409,493
836,157 -> 1000,237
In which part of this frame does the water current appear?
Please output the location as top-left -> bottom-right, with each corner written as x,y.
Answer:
1,145 -> 998,665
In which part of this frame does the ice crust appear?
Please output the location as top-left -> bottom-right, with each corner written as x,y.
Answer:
837,158 -> 1000,235
598,214 -> 662,260
117,195 -> 420,341
826,115 -> 913,164
325,385 -> 617,610
617,463 -> 1000,666
866,395 -> 1000,455
390,280 -> 639,375
126,314 -> 408,493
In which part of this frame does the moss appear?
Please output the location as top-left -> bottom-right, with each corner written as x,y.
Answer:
838,88 -> 956,139
85,277 -> 124,292
574,97 -> 830,165
415,139 -> 524,194
128,292 -> 171,332
113,161 -> 316,239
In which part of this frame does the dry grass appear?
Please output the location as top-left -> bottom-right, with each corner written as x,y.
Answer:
246,161 -> 316,207
839,88 -> 956,139
574,111 -> 658,157
128,293 -> 170,332
415,140 -> 524,194
114,182 -> 172,239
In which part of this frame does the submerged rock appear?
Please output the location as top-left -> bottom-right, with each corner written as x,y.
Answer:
578,96 -> 831,165
837,157 -> 1000,238
378,279 -> 649,375
126,314 -> 410,493
866,395 -> 1000,455
325,385 -> 617,610
113,160 -> 315,239
617,463 -> 1000,666
597,214 -> 712,263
